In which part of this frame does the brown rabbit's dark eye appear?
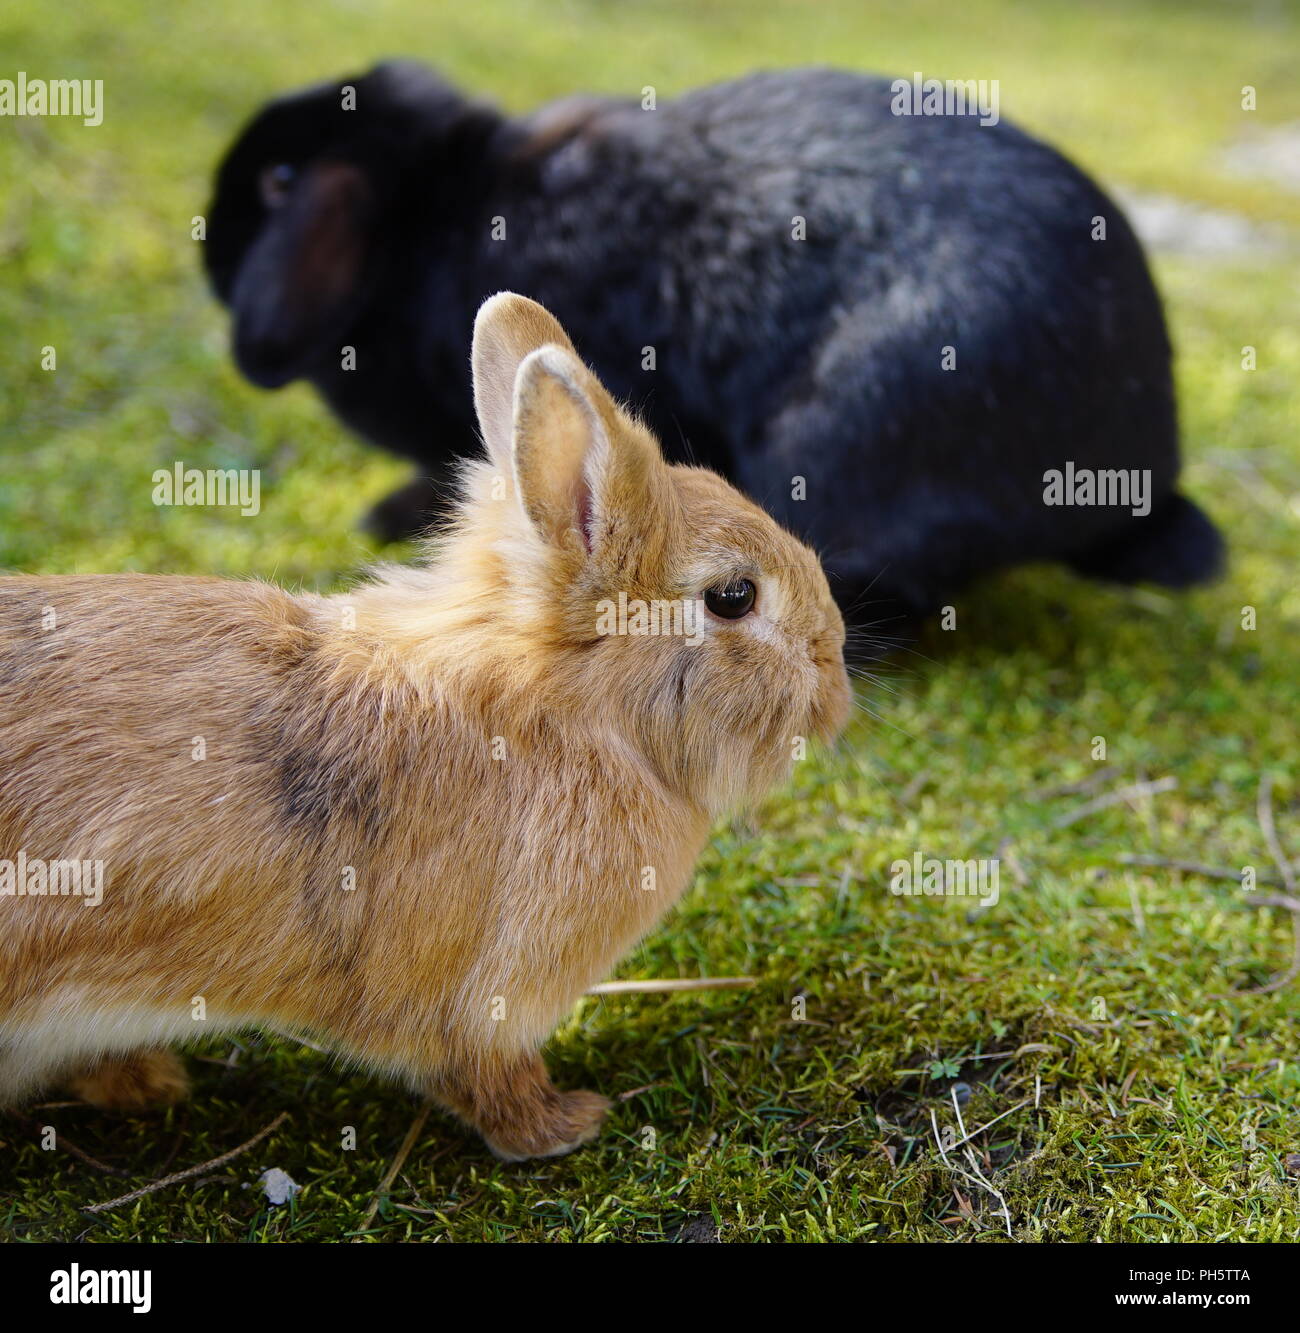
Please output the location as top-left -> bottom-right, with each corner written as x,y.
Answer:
704,579 -> 756,619
259,163 -> 297,208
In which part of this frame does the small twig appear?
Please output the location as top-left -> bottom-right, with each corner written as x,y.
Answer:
1050,776 -> 1177,829
353,1103 -> 432,1240
1245,893 -> 1300,913
1115,853 -> 1292,886
1026,766 -> 1118,803
14,1117 -> 131,1178
616,1083 -> 661,1102
389,1201 -> 442,1218
1259,772 -> 1296,896
1226,775 -> 1300,997
1118,1068 -> 1138,1108
996,838 -> 1029,888
586,977 -> 755,995
423,1188 -> 484,1218
82,1111 -> 289,1215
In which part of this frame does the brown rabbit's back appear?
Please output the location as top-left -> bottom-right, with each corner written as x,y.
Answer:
0,574 -> 710,1096
0,576 -> 355,1027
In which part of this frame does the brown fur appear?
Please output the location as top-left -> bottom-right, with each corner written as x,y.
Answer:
65,1049 -> 190,1111
0,294 -> 849,1158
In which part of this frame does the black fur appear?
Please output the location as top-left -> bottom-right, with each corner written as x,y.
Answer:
204,63 -> 1224,621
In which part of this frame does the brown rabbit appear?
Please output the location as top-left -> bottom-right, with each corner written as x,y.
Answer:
0,294 -> 850,1159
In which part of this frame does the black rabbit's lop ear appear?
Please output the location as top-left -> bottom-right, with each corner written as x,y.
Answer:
229,159 -> 374,388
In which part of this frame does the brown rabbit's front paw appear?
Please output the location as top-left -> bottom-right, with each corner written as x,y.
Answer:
433,1053 -> 611,1162
485,1089 -> 611,1162
65,1049 -> 190,1111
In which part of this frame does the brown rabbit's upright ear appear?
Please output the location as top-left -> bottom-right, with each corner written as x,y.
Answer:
470,292 -> 659,554
509,347 -> 611,552
471,292 -> 577,477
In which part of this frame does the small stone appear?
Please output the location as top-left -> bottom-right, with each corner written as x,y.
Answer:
259,1167 -> 301,1205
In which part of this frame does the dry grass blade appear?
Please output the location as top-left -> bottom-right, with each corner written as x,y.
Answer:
353,1103 -> 432,1240
929,1105 -> 1013,1237
586,977 -> 755,994
948,1099 -> 1033,1151
1050,776 -> 1177,829
1228,773 -> 1300,997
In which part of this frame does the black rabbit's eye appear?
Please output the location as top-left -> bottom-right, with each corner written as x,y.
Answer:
259,163 -> 297,208
704,579 -> 756,619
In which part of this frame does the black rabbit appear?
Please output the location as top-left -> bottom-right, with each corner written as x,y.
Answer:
204,63 -> 1223,623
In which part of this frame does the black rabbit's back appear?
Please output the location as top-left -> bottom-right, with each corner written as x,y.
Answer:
206,65 -> 1220,617
475,70 -> 1187,608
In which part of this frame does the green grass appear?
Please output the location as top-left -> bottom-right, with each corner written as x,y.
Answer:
1,0 -> 1298,1242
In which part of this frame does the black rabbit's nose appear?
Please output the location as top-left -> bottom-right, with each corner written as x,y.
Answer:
233,327 -> 303,388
